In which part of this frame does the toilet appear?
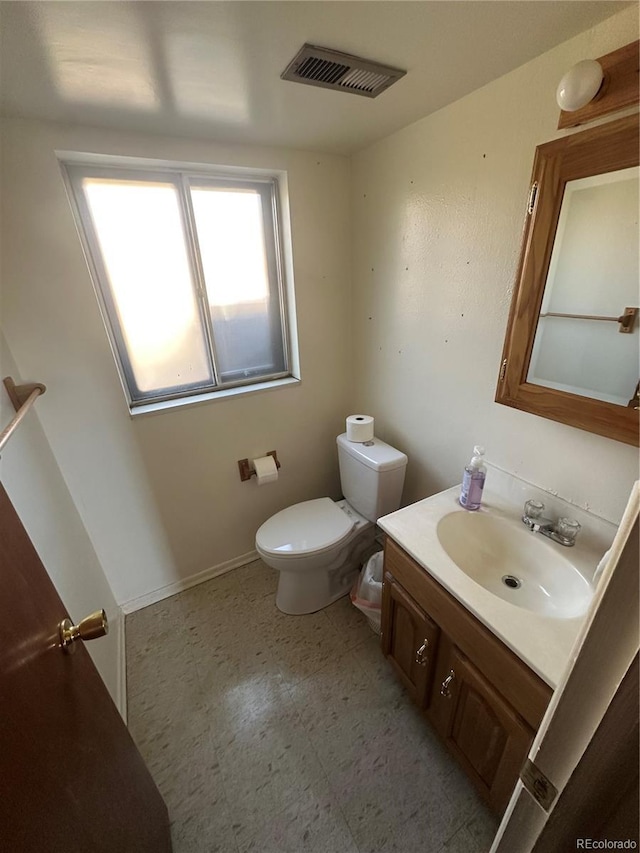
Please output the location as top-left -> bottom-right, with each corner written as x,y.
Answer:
255,433 -> 408,614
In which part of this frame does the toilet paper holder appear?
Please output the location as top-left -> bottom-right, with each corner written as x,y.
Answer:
238,450 -> 281,482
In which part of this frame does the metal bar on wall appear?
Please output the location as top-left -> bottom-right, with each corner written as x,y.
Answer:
0,377 -> 46,454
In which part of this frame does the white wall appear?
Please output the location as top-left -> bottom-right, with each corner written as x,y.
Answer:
351,6 -> 638,524
0,335 -> 122,708
1,119 -> 352,606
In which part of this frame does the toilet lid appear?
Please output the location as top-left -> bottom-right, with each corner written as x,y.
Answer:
256,498 -> 356,558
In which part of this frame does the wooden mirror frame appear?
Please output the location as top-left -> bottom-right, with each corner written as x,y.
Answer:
496,114 -> 639,447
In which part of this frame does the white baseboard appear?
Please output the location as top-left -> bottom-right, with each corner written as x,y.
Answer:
120,550 -> 260,615
115,607 -> 127,723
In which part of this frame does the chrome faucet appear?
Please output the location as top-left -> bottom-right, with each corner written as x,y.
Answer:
522,500 -> 581,547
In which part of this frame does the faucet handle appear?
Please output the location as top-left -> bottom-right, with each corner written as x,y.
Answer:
556,517 -> 581,545
524,499 -> 545,519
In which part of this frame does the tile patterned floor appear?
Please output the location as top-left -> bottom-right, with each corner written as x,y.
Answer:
126,560 -> 498,853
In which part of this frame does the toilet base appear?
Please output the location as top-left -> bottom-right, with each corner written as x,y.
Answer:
275,529 -> 377,615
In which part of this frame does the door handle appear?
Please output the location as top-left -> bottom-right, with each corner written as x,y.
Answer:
440,669 -> 456,698
415,638 -> 430,666
59,610 -> 109,654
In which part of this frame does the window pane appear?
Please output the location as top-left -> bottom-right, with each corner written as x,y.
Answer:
190,185 -> 286,382
82,178 -> 212,396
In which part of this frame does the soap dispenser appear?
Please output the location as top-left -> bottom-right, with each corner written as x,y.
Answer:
459,446 -> 486,511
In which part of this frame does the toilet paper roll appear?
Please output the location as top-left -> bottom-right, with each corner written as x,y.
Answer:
252,455 -> 279,486
346,414 -> 374,443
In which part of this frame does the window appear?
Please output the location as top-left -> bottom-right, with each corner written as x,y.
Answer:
63,161 -> 296,410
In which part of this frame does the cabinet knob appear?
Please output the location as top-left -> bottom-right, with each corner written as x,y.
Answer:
440,669 -> 456,698
415,638 -> 430,666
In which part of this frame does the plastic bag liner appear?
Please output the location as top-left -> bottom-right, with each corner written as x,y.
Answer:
350,551 -> 384,634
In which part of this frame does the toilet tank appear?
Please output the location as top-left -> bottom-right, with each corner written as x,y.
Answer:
336,433 -> 408,523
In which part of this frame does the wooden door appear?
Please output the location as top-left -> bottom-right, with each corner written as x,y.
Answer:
0,483 -> 171,852
430,639 -> 534,814
381,571 -> 440,709
532,655 -> 639,851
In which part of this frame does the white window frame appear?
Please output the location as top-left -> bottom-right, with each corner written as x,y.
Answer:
61,156 -> 298,413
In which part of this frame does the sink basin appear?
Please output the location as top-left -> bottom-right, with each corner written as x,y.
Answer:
436,511 -> 593,619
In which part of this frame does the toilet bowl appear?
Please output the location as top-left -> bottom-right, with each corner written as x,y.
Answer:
255,433 -> 408,615
256,498 -> 375,615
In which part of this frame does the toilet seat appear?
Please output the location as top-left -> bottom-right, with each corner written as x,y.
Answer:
256,498 -> 356,559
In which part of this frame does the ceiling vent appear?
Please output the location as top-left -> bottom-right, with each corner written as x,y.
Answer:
281,44 -> 406,99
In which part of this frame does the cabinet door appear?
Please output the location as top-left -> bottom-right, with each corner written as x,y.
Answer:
431,642 -> 535,814
381,572 -> 439,709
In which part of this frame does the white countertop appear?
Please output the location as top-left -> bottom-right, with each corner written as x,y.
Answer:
378,481 -> 614,689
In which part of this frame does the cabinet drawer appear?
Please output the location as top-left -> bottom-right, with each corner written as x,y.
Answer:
381,572 -> 440,709
384,537 -> 552,730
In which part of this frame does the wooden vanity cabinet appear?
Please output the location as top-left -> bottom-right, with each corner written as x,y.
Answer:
381,538 -> 553,815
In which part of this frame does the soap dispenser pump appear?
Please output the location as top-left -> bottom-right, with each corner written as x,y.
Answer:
459,445 -> 486,511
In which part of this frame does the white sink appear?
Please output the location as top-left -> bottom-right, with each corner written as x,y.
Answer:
436,511 -> 593,619
378,474 -> 616,686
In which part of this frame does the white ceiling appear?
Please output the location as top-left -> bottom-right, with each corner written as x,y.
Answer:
0,1 -> 631,154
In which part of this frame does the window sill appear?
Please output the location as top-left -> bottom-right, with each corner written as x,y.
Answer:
129,376 -> 301,417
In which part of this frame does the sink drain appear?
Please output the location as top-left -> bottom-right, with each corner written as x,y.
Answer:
502,575 -> 522,590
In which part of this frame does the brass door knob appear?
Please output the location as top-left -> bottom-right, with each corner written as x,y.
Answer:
59,610 -> 109,654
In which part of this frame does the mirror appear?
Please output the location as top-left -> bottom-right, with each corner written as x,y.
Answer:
527,166 -> 639,405
496,114 -> 639,446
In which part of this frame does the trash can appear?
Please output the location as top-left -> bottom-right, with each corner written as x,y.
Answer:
350,551 -> 384,634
